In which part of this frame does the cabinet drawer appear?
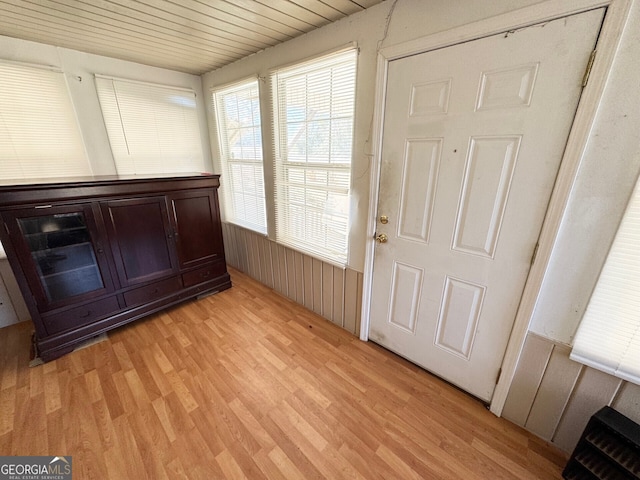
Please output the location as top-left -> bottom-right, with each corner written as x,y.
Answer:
124,276 -> 181,308
44,296 -> 120,334
182,262 -> 226,288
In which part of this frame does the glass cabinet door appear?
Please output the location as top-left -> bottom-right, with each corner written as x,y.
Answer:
8,205 -> 112,309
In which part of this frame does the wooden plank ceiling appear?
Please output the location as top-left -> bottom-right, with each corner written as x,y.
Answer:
0,0 -> 384,75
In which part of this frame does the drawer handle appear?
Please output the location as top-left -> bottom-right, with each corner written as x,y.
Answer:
80,310 -> 92,318
153,288 -> 160,294
200,271 -> 211,278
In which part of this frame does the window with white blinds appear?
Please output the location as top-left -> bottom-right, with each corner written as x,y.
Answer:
213,79 -> 267,234
0,62 -> 91,180
571,178 -> 640,385
271,49 -> 357,265
95,76 -> 205,175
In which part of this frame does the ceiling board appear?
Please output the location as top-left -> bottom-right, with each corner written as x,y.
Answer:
0,0 -> 384,74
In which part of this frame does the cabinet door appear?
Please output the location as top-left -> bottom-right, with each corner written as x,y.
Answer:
169,189 -> 224,269
3,204 -> 114,311
101,196 -> 178,287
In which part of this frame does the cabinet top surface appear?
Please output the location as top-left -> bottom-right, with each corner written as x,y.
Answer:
0,172 -> 219,189
0,173 -> 221,208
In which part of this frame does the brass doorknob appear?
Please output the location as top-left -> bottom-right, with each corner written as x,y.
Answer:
375,233 -> 388,243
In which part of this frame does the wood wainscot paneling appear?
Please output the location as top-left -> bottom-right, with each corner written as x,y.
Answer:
221,223 -> 364,336
503,331 -> 640,453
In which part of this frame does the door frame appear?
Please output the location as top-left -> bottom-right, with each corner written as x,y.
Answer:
361,0 -> 632,416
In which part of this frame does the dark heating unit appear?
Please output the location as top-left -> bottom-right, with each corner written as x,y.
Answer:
564,406 -> 640,479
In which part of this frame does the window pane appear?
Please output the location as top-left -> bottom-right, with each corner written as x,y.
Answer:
571,177 -> 640,385
213,80 -> 267,234
95,76 -> 205,175
273,49 -> 357,264
0,63 -> 91,180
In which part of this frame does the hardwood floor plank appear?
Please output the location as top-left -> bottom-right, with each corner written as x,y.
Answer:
44,407 -> 65,455
179,426 -> 225,479
338,441 -> 397,480
91,399 -> 117,451
150,396 -> 177,444
126,408 -> 171,480
187,407 -> 226,459
376,444 -> 423,480
42,366 -> 62,414
0,267 -> 566,478
228,397 -> 276,450
110,416 -> 149,480
1,355 -> 17,390
215,448 -> 251,480
0,385 -> 16,436
251,448 -> 291,480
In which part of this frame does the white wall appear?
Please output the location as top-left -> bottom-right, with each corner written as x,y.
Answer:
0,35 -> 213,175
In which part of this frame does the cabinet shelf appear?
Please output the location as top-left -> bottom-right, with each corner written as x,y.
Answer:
39,263 -> 99,280
23,225 -> 86,238
586,429 -> 640,476
564,407 -> 640,480
32,240 -> 92,253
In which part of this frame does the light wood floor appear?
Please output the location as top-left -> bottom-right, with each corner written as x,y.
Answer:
0,268 -> 568,479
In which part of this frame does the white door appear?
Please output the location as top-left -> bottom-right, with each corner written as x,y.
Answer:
369,9 -> 604,402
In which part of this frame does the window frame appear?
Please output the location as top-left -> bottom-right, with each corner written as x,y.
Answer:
94,74 -> 205,176
212,77 -> 267,235
570,176 -> 640,385
270,47 -> 358,266
0,60 -> 91,180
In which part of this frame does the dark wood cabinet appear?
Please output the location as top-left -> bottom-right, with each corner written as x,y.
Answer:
0,174 -> 231,361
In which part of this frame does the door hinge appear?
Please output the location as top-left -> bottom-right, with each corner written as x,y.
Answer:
582,50 -> 596,87
530,242 -> 539,266
496,367 -> 502,384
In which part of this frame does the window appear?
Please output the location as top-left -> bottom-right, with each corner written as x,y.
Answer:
271,49 -> 357,264
571,178 -> 640,385
95,76 -> 205,175
0,62 -> 91,180
213,79 -> 267,234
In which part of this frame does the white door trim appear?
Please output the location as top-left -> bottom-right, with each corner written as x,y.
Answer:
360,0 -> 633,416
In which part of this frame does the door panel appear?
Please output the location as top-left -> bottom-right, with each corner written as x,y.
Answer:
4,204 -> 114,311
101,196 -> 178,286
397,139 -> 441,243
369,9 -> 605,401
169,189 -> 224,269
452,135 -> 520,257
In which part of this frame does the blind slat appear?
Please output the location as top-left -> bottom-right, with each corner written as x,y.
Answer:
0,63 -> 91,180
95,77 -> 204,175
571,177 -> 640,386
272,49 -> 357,265
213,79 -> 267,234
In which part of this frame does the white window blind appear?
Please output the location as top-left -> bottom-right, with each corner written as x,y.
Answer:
213,80 -> 267,234
571,178 -> 640,385
272,49 -> 357,265
0,62 -> 91,180
95,76 -> 205,175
